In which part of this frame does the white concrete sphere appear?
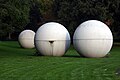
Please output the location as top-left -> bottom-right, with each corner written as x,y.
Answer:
73,20 -> 113,58
18,30 -> 35,48
35,22 -> 71,56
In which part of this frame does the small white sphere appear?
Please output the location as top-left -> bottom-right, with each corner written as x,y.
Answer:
35,22 -> 71,56
73,20 -> 113,58
18,30 -> 35,48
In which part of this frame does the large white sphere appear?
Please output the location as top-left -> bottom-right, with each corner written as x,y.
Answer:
35,22 -> 71,56
18,30 -> 35,48
73,20 -> 113,58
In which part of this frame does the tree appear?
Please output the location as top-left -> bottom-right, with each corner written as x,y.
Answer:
0,0 -> 54,40
25,0 -> 42,32
109,0 -> 120,41
25,0 -> 55,32
53,0 -> 113,36
0,3 -> 16,39
0,0 -> 30,40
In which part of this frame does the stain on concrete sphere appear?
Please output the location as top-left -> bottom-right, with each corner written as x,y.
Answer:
73,20 -> 113,58
18,30 -> 35,48
35,22 -> 71,56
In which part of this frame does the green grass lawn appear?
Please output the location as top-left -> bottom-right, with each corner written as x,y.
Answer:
0,41 -> 120,80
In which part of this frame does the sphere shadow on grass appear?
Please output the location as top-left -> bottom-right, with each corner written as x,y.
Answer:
30,50 -> 111,59
32,50 -> 44,56
30,50 -> 80,58
29,48 -> 111,58
63,52 -> 111,58
63,54 -> 81,58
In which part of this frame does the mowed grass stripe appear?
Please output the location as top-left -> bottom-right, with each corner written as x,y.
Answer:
0,41 -> 120,80
0,58 -> 81,79
0,58 -> 118,80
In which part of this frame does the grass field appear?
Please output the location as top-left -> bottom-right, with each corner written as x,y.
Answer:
0,41 -> 120,80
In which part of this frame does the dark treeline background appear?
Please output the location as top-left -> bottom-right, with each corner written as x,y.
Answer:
0,0 -> 120,42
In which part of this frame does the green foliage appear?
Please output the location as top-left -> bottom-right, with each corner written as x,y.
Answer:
54,0 -> 114,36
1,0 -> 120,41
0,41 -> 120,79
0,0 -> 54,39
109,0 -> 120,41
0,0 -> 30,39
36,0 -> 54,14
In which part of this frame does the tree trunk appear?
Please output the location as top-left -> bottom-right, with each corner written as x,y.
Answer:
8,33 -> 11,40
